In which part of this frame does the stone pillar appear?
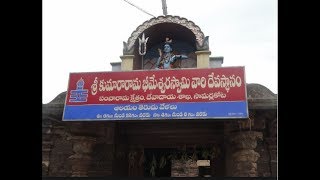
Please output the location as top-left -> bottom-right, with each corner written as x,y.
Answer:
42,120 -> 53,176
42,141 -> 53,175
195,50 -> 211,68
42,123 -> 53,176
228,131 -> 263,177
120,55 -> 134,71
68,136 -> 96,177
266,138 -> 277,176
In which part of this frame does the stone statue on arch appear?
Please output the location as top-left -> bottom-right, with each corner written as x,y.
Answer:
155,38 -> 188,69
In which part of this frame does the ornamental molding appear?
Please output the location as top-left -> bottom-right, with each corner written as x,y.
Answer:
123,15 -> 208,55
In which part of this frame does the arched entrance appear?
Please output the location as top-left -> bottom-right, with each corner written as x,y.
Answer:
122,15 -> 209,70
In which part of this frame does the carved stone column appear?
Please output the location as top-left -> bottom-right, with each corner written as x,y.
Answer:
195,50 -> 211,68
266,138 -> 277,176
120,55 -> 134,71
228,131 -> 263,177
42,120 -> 53,176
68,136 -> 96,177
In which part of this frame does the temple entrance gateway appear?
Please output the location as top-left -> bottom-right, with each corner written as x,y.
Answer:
42,14 -> 277,178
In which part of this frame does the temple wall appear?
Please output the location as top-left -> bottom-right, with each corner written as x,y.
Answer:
42,109 -> 276,177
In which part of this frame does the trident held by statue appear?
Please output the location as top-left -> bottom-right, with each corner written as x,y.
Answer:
138,33 -> 149,69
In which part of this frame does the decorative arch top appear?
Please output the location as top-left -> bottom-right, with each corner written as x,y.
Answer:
123,15 -> 209,55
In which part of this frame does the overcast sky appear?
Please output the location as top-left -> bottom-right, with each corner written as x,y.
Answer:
43,0 -> 277,104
